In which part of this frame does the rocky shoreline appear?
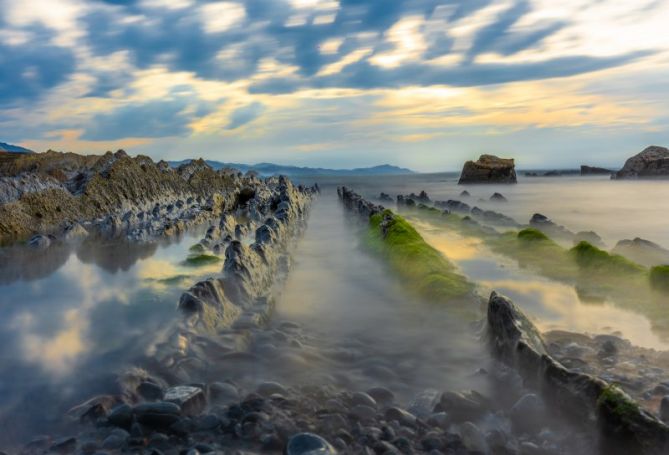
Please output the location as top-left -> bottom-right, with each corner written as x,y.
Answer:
487,292 -> 669,454
0,150 -> 258,246
338,187 -> 669,454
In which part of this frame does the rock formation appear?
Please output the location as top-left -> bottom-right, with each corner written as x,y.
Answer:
614,146 -> 669,179
487,291 -> 669,454
0,150 -> 250,245
529,213 -> 575,242
458,155 -> 517,184
612,238 -> 669,267
178,176 -> 314,334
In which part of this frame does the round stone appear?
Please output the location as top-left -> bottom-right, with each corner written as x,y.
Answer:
286,433 -> 337,455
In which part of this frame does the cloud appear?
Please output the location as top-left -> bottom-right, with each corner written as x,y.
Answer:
81,96 -> 212,140
0,26 -> 76,107
250,51 -> 649,93
226,101 -> 266,129
1,0 -> 668,169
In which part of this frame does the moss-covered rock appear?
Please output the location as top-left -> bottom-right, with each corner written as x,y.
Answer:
182,254 -> 222,267
570,241 -> 645,275
517,227 -> 549,242
366,209 -> 474,302
650,265 -> 669,293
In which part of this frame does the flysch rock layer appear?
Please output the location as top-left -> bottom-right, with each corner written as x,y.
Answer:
487,291 -> 669,455
177,176 -> 316,337
0,150 -> 251,245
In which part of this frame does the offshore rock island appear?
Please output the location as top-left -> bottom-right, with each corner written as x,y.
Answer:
458,155 -> 517,184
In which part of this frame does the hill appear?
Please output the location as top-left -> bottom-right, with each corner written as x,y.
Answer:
0,142 -> 34,154
169,160 -> 415,176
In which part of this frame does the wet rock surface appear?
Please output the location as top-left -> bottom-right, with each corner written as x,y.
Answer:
487,291 -> 669,454
458,155 -> 517,184
20,368 -> 594,455
545,330 -> 669,421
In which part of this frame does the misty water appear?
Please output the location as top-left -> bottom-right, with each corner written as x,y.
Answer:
1,173 -> 669,449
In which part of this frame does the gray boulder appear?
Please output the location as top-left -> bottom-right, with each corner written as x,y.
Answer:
612,238 -> 669,267
614,146 -> 669,179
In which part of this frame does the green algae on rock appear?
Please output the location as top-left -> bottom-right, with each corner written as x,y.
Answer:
570,241 -> 645,275
338,187 -> 474,304
366,210 -> 473,301
182,254 -> 222,267
650,265 -> 669,293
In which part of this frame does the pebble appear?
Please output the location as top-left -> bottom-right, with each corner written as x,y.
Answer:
285,433 -> 337,455
164,386 -> 206,416
208,381 -> 239,404
256,381 -> 288,397
102,434 -> 125,450
350,405 -> 377,421
438,391 -> 486,420
134,401 -> 182,427
510,394 -> 545,434
107,404 -> 133,428
50,436 -> 77,453
384,407 -> 417,427
138,381 -> 164,401
460,422 -> 488,453
351,391 -> 377,409
366,387 -> 395,405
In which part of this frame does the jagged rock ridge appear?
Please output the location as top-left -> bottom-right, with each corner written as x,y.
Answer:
0,150 -> 248,244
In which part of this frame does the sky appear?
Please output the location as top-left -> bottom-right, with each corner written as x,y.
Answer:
1,0 -> 668,171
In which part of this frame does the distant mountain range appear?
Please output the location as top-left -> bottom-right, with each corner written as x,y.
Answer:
0,142 -> 34,154
169,160 -> 415,176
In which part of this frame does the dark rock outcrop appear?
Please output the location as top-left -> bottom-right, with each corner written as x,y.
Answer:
458,155 -> 517,184
435,199 -> 471,213
470,207 -> 520,227
612,238 -> 669,267
379,192 -> 393,203
178,177 -> 314,333
529,213 -> 574,242
614,146 -> 669,179
487,292 -> 669,455
339,187 -> 384,217
581,165 -> 613,176
490,192 -> 507,202
574,231 -> 606,248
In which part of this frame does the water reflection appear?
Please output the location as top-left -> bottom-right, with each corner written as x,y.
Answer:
0,231 -> 216,447
415,222 -> 669,350
301,173 -> 669,249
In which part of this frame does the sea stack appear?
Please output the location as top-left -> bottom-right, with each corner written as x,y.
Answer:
613,145 -> 669,179
458,154 -> 517,184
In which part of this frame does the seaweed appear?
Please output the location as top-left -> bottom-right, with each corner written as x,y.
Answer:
650,265 -> 669,293
365,210 -> 474,302
182,254 -> 222,267
570,241 -> 645,276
